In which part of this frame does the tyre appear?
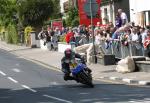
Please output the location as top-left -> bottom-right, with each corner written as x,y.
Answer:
79,72 -> 93,86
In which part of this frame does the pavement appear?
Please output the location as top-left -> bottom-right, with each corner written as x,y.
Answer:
0,41 -> 150,86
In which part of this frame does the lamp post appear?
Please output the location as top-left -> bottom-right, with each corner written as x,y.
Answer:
110,0 -> 114,23
90,0 -> 97,63
83,0 -> 99,63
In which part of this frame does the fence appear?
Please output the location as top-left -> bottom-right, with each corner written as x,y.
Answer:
95,39 -> 144,59
59,35 -> 146,59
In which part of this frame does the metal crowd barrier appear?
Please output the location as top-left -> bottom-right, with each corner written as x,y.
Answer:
97,39 -> 144,59
59,35 -> 145,59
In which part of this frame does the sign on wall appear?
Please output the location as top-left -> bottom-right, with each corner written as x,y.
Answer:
51,20 -> 63,30
78,0 -> 101,26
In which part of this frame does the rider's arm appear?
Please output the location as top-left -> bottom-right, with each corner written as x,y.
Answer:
61,57 -> 66,69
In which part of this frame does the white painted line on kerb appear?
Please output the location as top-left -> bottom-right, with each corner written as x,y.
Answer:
99,77 -> 105,79
110,77 -> 117,80
139,81 -> 148,85
22,85 -> 37,93
43,94 -> 72,103
122,78 -> 132,83
7,77 -> 18,83
0,71 -> 6,76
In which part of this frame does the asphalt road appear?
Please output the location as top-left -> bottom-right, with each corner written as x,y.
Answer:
0,49 -> 150,103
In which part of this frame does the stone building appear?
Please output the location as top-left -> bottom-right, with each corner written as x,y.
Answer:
100,0 -> 130,25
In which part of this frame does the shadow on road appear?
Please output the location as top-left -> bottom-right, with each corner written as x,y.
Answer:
0,83 -> 149,103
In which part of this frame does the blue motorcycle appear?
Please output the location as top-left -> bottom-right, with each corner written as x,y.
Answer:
71,63 -> 94,88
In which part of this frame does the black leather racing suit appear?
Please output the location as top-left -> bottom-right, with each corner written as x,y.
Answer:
61,53 -> 86,81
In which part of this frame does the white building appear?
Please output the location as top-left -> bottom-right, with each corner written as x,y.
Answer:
100,0 -> 130,26
129,0 -> 150,27
100,2 -> 115,25
60,0 -> 68,13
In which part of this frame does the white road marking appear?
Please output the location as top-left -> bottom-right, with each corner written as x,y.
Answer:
15,63 -> 20,66
12,68 -> 21,73
21,85 -> 37,93
43,94 -> 72,103
129,101 -> 137,103
7,77 -> 18,83
0,71 -> 6,76
79,93 -> 89,95
50,82 -> 59,85
129,101 -> 150,103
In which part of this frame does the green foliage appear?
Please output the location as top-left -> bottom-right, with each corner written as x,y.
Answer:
18,0 -> 60,27
0,0 -> 17,27
5,31 -> 12,44
6,24 -> 18,44
0,0 -> 61,44
0,0 -> 20,44
50,0 -> 61,19
0,30 -> 5,41
71,17 -> 79,27
59,35 -> 66,42
62,19 -> 67,27
65,7 -> 79,27
24,26 -> 32,43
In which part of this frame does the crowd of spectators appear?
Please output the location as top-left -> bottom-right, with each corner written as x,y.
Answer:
38,9 -> 150,58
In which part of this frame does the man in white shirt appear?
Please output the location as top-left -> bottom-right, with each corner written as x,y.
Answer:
118,9 -> 128,26
130,27 -> 142,56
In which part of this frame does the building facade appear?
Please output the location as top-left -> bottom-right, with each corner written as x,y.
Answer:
100,0 -> 130,25
60,0 -> 68,13
130,0 -> 150,27
60,0 -> 77,13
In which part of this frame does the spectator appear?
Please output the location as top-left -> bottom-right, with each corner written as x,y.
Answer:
45,29 -> 51,45
115,13 -> 122,28
85,27 -> 90,43
118,9 -> 128,26
38,27 -> 46,40
95,29 -> 101,45
37,28 -> 51,49
51,28 -> 59,50
140,27 -> 147,55
144,29 -> 150,57
108,22 -> 114,28
130,27 -> 142,56
65,28 -> 74,44
38,27 -> 47,45
79,26 -> 89,45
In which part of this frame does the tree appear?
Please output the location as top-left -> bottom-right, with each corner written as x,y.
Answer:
0,0 -> 61,44
0,0 -> 17,27
51,0 -> 61,19
18,0 -> 60,27
65,7 -> 79,27
0,0 -> 19,44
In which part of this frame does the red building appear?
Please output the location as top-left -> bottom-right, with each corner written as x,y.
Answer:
78,0 -> 102,26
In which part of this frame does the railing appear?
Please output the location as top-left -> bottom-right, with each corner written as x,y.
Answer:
94,39 -> 145,59
59,35 -> 149,59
